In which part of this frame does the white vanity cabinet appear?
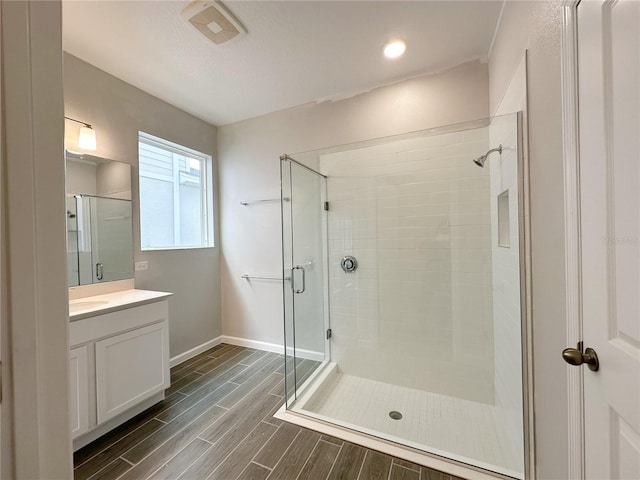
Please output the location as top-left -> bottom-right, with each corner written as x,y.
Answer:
69,290 -> 171,449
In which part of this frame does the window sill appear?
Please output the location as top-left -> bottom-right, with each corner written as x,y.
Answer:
141,245 -> 216,252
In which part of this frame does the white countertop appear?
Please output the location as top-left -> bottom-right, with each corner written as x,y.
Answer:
69,289 -> 173,321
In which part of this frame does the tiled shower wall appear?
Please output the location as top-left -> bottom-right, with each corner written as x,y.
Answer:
319,127 -> 495,403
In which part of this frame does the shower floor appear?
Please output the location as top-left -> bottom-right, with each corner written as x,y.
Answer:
293,364 -> 524,479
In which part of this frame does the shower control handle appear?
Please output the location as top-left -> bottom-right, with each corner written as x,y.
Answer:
292,265 -> 306,294
341,256 -> 358,273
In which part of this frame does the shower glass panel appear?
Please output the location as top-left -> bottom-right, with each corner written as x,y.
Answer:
282,113 -> 526,479
90,196 -> 134,283
280,156 -> 329,408
66,196 -> 80,287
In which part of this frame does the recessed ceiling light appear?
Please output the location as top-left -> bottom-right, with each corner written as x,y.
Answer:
384,39 -> 406,59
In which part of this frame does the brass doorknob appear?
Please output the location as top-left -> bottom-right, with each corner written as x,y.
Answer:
562,346 -> 599,371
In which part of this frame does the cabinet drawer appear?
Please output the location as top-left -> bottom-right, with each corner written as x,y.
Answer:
95,321 -> 169,424
70,300 -> 168,347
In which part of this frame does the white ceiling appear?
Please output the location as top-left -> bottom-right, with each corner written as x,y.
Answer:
63,1 -> 503,126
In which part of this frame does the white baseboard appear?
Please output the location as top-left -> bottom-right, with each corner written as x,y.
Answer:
170,336 -> 222,368
221,335 -> 283,355
170,335 -> 324,368
221,335 -> 324,362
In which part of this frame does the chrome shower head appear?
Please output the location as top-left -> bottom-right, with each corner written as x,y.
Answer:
473,155 -> 487,168
472,144 -> 502,168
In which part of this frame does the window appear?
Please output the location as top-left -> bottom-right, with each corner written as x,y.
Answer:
138,132 -> 214,250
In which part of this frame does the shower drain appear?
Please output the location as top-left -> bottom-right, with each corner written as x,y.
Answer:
388,411 -> 403,420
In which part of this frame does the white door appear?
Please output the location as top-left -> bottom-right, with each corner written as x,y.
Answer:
578,1 -> 640,479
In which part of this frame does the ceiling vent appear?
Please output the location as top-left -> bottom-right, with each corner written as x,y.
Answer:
181,1 -> 246,45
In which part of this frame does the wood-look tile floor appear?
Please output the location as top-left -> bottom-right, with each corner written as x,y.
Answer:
73,344 -> 464,480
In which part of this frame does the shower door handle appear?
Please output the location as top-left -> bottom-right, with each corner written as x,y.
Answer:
292,265 -> 306,294
96,262 -> 104,281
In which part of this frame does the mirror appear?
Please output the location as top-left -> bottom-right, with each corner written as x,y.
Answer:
66,151 -> 134,287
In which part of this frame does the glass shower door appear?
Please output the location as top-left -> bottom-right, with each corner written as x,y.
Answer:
90,196 -> 134,283
281,155 -> 329,407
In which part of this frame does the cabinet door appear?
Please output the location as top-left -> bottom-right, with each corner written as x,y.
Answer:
95,322 -> 169,424
69,345 -> 90,438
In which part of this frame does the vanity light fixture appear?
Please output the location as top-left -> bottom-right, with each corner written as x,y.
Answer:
384,39 -> 406,59
65,116 -> 97,151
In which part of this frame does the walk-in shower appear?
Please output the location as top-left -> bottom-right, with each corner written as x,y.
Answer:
279,113 -> 528,479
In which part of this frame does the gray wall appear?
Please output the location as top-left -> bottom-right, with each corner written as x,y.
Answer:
218,60 -> 489,346
489,2 -> 568,478
64,53 -> 221,358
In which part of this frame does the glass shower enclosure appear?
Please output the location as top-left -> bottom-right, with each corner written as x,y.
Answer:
66,195 -> 134,286
280,155 -> 330,404
280,113 -> 527,479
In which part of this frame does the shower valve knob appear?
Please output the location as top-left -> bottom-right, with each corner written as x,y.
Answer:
340,256 -> 358,273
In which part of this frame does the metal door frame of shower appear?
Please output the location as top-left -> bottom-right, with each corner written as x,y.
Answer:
277,112 -> 534,480
516,109 -> 535,480
279,154 -> 331,407
280,154 -> 328,179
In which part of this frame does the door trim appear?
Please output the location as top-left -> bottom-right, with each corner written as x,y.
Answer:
1,0 -> 72,477
560,1 -> 585,479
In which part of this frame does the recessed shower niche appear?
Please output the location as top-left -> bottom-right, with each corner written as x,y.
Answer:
279,113 -> 528,479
